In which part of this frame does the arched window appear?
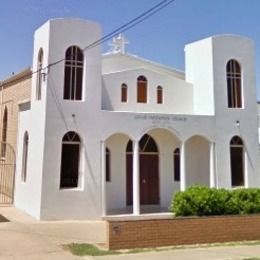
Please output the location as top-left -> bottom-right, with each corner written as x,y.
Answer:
230,136 -> 244,187
121,83 -> 127,102
126,134 -> 158,153
157,86 -> 163,104
173,148 -> 180,181
106,148 -> 111,182
60,131 -> 81,188
22,132 -> 29,182
63,46 -> 84,100
227,59 -> 242,108
36,48 -> 43,100
1,108 -> 7,158
137,75 -> 147,103
139,134 -> 158,152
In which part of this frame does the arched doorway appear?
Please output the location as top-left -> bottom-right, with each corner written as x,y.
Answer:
126,134 -> 159,205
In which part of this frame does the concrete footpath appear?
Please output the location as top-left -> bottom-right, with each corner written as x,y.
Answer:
0,207 -> 106,260
1,207 -> 260,260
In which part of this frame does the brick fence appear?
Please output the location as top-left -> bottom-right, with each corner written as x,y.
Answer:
107,214 -> 260,250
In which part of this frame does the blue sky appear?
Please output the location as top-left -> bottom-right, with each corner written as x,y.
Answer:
1,0 -> 260,96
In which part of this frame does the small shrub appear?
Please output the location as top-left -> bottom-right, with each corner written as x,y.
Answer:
170,185 -> 260,217
232,188 -> 260,214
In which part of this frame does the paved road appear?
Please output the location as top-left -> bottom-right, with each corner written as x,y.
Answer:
1,207 -> 260,260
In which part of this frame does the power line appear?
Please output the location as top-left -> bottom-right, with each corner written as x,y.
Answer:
46,0 -> 176,135
46,0 -> 176,132
0,0 -> 177,138
48,74 -> 70,131
49,0 -> 176,67
0,0 -> 177,87
82,0 -> 176,52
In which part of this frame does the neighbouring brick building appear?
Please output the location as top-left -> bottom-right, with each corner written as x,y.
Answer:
0,68 -> 31,203
0,68 -> 31,151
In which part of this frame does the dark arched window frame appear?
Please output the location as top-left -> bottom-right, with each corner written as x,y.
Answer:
173,148 -> 180,181
1,107 -> 8,158
121,83 -> 127,102
60,131 -> 81,188
106,148 -> 111,182
36,48 -> 43,100
226,59 -> 242,108
230,136 -> 244,187
63,46 -> 84,100
137,75 -> 147,103
22,131 -> 29,182
157,86 -> 163,104
126,134 -> 158,153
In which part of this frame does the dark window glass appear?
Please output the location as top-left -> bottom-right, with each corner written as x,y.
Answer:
22,132 -> 29,182
173,148 -> 180,181
126,134 -> 158,153
106,148 -> 111,182
227,60 -> 242,108
157,86 -> 163,104
230,136 -> 244,187
121,83 -> 127,102
126,140 -> 133,153
1,108 -> 7,158
36,49 -> 43,100
139,134 -> 158,152
64,46 -> 84,100
60,131 -> 80,188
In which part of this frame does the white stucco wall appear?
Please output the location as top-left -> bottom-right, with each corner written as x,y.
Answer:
15,18 -> 104,220
14,18 -> 260,220
211,35 -> 260,188
14,21 -> 50,219
102,53 -> 184,79
15,108 -> 43,219
106,134 -> 129,210
257,103 -> 260,115
185,136 -> 210,187
39,19 -> 103,220
102,68 -> 193,114
185,37 -> 215,115
102,111 -> 215,210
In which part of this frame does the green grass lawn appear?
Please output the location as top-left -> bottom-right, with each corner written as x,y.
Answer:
64,243 -> 120,256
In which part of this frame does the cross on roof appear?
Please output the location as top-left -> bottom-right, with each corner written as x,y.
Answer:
108,34 -> 129,54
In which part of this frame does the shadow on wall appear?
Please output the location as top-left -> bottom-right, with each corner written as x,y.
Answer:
101,78 -> 113,110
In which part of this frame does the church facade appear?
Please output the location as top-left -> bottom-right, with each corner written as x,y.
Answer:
6,18 -> 260,220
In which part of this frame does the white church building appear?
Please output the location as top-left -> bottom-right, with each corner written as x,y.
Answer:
13,18 -> 260,220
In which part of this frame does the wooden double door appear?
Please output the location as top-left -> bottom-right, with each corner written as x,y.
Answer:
126,153 -> 159,205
